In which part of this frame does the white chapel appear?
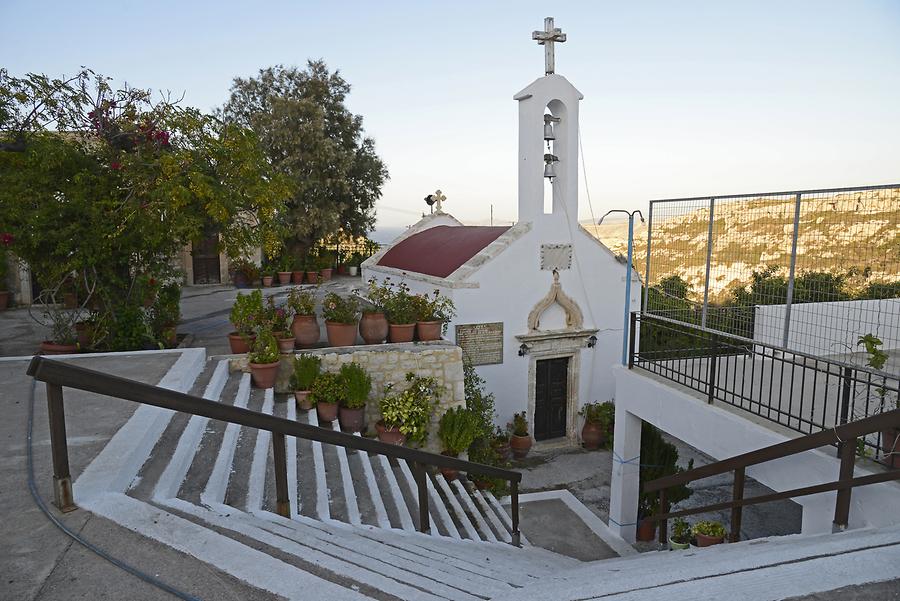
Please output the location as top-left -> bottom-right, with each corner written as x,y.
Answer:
363,18 -> 639,443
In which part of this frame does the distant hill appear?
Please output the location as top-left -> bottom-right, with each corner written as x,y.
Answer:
582,187 -> 899,303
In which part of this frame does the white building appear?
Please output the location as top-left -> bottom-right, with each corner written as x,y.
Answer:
364,21 -> 639,442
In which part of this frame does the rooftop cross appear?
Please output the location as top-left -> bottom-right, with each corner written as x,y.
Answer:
432,189 -> 446,213
532,17 -> 567,75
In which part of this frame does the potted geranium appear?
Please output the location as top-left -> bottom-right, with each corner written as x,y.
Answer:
414,289 -> 455,341
359,278 -> 389,344
248,329 -> 280,389
438,407 -> 479,481
669,517 -> 691,550
228,290 -> 263,354
287,288 -> 319,348
309,371 -> 342,423
692,520 -> 726,547
383,281 -> 417,343
261,295 -> 295,353
378,372 -> 442,445
579,401 -> 615,450
322,292 -> 359,347
338,363 -> 371,432
509,411 -> 532,459
289,353 -> 320,411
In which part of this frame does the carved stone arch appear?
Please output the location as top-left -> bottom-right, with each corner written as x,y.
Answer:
527,270 -> 584,332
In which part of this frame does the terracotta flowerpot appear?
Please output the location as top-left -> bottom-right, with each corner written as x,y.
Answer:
388,323 -> 415,343
228,332 -> 255,354
416,320 -> 442,341
291,271 -> 304,284
440,451 -> 459,482
306,271 -> 319,284
881,428 -> 900,469
581,421 -> 606,450
249,361 -> 280,389
326,321 -> 358,347
316,401 -> 339,424
294,390 -> 313,412
278,272 -> 292,285
291,315 -> 320,348
359,312 -> 389,344
695,532 -> 725,547
636,518 -> 657,542
510,433 -> 533,459
375,420 -> 406,445
493,441 -> 512,462
63,292 -> 77,309
337,265 -> 347,275
319,268 -> 332,281
262,275 -> 274,287
40,341 -> 79,355
339,406 -> 365,433
276,335 -> 295,353
0,291 -> 8,310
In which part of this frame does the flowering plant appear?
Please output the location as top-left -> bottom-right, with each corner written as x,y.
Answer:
262,295 -> 292,333
309,372 -> 344,406
230,290 -> 264,336
413,289 -> 456,333
322,292 -> 359,324
381,281 -> 417,325
364,277 -> 391,313
287,288 -> 316,316
379,372 -> 443,444
248,329 -> 279,364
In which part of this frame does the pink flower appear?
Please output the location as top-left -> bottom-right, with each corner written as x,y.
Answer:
1,233 -> 13,246
110,161 -> 122,170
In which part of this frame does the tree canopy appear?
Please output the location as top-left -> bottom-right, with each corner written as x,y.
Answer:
220,61 -> 388,259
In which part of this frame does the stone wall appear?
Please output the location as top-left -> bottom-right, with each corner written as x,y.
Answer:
233,341 -> 465,453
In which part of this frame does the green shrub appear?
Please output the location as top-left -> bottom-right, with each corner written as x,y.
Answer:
309,372 -> 343,406
379,372 -> 442,444
692,520 -> 726,539
322,292 -> 359,324
365,277 -> 391,313
230,289 -> 263,335
339,363 -> 371,409
382,281 -> 417,325
511,411 -> 528,437
464,361 -> 496,442
438,407 -> 480,456
639,422 -> 693,517
289,354 -> 320,391
412,289 -> 456,332
287,288 -> 316,315
671,517 -> 691,544
248,329 -> 279,364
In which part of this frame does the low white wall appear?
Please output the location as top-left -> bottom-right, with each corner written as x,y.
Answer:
754,298 -> 900,356
609,364 -> 900,542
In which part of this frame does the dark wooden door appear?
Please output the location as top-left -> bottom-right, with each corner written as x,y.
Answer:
534,357 -> 568,440
192,236 -> 221,284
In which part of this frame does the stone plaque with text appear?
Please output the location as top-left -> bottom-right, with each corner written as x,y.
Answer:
455,322 -> 504,366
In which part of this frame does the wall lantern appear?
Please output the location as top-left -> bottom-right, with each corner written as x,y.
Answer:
518,343 -> 530,357
586,335 -> 597,348
543,153 -> 559,180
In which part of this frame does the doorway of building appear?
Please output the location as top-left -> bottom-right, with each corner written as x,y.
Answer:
191,236 -> 221,284
534,357 -> 568,440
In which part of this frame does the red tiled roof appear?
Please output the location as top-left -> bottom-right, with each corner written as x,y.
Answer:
376,225 -> 511,278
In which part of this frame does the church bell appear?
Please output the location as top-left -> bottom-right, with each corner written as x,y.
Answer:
543,114 -> 559,141
543,153 -> 558,180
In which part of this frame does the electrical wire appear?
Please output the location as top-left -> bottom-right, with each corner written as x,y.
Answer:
26,376 -> 201,601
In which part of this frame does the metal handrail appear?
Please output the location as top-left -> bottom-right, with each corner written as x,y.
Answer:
27,356 -> 522,545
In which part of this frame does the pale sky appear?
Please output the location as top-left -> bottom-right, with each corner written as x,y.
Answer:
2,1 -> 899,240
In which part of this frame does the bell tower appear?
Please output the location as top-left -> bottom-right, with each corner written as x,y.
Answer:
515,17 -> 583,228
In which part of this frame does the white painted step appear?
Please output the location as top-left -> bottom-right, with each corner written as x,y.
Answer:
200,373 -> 251,507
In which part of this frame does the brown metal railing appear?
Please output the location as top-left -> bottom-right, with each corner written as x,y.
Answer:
643,405 -> 900,545
27,356 -> 522,545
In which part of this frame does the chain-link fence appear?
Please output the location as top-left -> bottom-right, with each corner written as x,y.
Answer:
642,184 -> 900,374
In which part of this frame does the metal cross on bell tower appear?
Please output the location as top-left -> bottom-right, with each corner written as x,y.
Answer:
532,17 -> 567,75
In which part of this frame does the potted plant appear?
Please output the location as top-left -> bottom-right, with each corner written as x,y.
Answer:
491,426 -> 512,462
858,335 -> 899,468
579,401 -> 615,450
309,371 -> 342,423
378,372 -> 442,445
37,302 -> 79,355
467,442 -> 505,490
348,251 -> 363,277
359,278 -> 389,344
277,256 -> 293,286
692,520 -> 726,547
438,407 -> 479,481
383,282 -> 417,343
261,271 -> 274,287
322,292 -> 359,347
230,258 -> 259,288
636,497 -> 658,542
287,288 -> 319,348
304,256 -> 319,284
289,353 -> 320,411
248,329 -> 280,389
509,411 -> 532,459
638,422 -> 693,541
414,289 -> 455,342
292,256 -> 306,284
669,517 -> 691,550
338,363 -> 371,432
228,289 -> 263,354
149,282 -> 181,348
318,250 -> 334,281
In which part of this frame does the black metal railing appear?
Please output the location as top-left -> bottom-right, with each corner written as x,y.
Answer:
27,356 -> 522,545
630,311 -> 900,455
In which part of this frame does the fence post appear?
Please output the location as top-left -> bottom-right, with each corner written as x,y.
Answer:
643,203 -> 654,313
730,467 -> 745,543
413,462 -> 430,533
272,432 -> 290,518
46,383 -> 76,513
510,480 -> 521,547
782,193 -> 802,348
657,488 -> 669,545
833,437 -> 856,530
837,367 -> 854,458
707,334 -> 718,404
701,198 -> 715,329
628,312 -> 637,369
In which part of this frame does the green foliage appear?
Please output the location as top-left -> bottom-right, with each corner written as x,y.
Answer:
467,441 -> 510,495
639,422 -> 693,516
438,407 -> 480,456
858,280 -> 900,300
322,292 -> 359,324
230,258 -> 260,284
380,280 -> 417,325
339,362 -> 371,409
248,329 -> 279,364
671,517 -> 691,544
858,334 -> 888,371
464,361 -> 497,442
379,372 -> 443,444
511,412 -> 529,437
220,62 -> 388,260
412,289 -> 456,333
579,401 -> 615,426
286,288 -> 316,315
0,248 -> 8,290
692,520 -> 726,538
230,290 -> 264,335
309,371 -> 344,406
106,303 -> 153,351
364,277 -> 391,313
289,353 -> 320,391
659,275 -> 690,300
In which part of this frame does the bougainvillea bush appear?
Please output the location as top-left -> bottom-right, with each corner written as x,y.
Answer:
0,68 -> 289,349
